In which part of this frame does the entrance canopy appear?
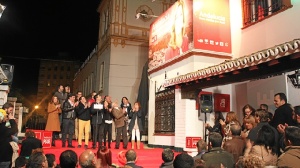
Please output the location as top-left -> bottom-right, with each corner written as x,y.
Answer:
164,39 -> 300,92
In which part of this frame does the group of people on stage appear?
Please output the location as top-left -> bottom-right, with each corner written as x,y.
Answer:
45,84 -> 144,150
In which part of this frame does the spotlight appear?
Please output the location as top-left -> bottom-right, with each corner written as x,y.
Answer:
288,70 -> 300,88
0,3 -> 6,18
135,13 -> 159,20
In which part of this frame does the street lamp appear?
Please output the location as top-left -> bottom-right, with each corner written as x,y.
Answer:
0,3 -> 6,19
34,105 -> 39,109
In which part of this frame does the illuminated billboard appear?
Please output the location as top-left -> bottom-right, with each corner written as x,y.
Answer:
149,0 -> 193,69
193,0 -> 231,53
148,0 -> 231,70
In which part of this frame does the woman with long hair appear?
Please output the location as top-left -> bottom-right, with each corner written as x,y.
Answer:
205,111 -> 225,136
128,102 -> 144,149
242,125 -> 278,166
45,96 -> 61,147
220,111 -> 241,142
97,146 -> 114,168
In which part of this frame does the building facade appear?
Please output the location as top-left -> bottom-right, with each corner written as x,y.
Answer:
147,0 -> 300,154
37,59 -> 80,113
73,0 -> 176,100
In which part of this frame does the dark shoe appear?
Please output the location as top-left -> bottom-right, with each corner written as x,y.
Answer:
84,145 -> 88,149
108,145 -> 111,149
123,146 -> 127,149
62,143 -> 66,148
115,146 -> 119,149
68,145 -> 75,148
92,145 -> 96,149
77,145 -> 81,148
52,141 -> 55,147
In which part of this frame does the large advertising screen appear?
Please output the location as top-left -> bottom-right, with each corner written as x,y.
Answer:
193,0 -> 231,53
149,0 -> 193,69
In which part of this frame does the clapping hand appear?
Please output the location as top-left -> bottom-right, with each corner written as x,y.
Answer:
219,119 -> 225,126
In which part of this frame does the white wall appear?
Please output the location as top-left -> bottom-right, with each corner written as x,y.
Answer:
232,0 -> 300,59
109,44 -> 148,102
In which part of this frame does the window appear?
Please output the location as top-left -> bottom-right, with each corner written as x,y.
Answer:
154,89 -> 175,134
242,0 -> 292,27
53,74 -> 57,79
99,62 -> 104,91
61,66 -> 64,71
54,66 -> 58,71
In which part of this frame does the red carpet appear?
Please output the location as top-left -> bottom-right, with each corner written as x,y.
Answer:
43,140 -> 165,167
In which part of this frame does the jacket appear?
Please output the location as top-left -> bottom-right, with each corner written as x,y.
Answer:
76,102 -> 90,121
201,147 -> 235,168
125,162 -> 143,168
270,103 -> 294,128
159,161 -> 174,168
223,136 -> 246,163
90,102 -> 104,125
20,137 -> 43,157
62,100 -> 76,119
0,119 -> 18,162
112,107 -> 126,128
247,145 -> 277,166
45,102 -> 61,131
128,110 -> 144,132
277,146 -> 300,168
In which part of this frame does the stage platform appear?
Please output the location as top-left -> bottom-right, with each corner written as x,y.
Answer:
43,140 -> 167,167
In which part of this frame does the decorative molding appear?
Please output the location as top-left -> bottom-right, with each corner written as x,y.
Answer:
148,50 -> 232,74
164,39 -> 300,87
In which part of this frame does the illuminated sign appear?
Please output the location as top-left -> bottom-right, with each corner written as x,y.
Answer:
193,0 -> 231,53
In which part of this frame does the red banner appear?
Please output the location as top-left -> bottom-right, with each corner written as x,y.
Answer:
214,93 -> 230,112
31,130 -> 52,148
193,0 -> 231,53
186,137 -> 202,148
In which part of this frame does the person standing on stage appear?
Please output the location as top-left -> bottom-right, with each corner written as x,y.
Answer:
54,85 -> 66,108
128,101 -> 144,149
121,97 -> 132,139
90,94 -> 105,149
111,102 -> 128,149
76,96 -> 90,149
74,91 -> 83,141
45,96 -> 62,147
103,100 -> 113,149
61,93 -> 78,148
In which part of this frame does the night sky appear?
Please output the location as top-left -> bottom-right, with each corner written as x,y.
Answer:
0,0 -> 100,98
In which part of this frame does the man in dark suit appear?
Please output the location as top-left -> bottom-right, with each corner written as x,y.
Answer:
61,93 -> 77,148
20,130 -> 43,158
270,92 -> 294,128
90,94 -> 105,149
125,149 -> 142,168
201,132 -> 234,168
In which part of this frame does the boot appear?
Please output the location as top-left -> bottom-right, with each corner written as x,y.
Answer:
131,140 -> 135,149
137,141 -> 140,149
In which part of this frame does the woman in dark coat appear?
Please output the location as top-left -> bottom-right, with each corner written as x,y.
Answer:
128,101 -> 143,149
205,111 -> 225,137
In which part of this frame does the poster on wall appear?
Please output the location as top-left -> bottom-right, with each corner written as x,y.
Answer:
214,93 -> 230,112
148,0 -> 193,69
193,0 -> 231,54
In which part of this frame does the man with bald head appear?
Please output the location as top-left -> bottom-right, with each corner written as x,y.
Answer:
125,149 -> 142,168
79,149 -> 98,168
